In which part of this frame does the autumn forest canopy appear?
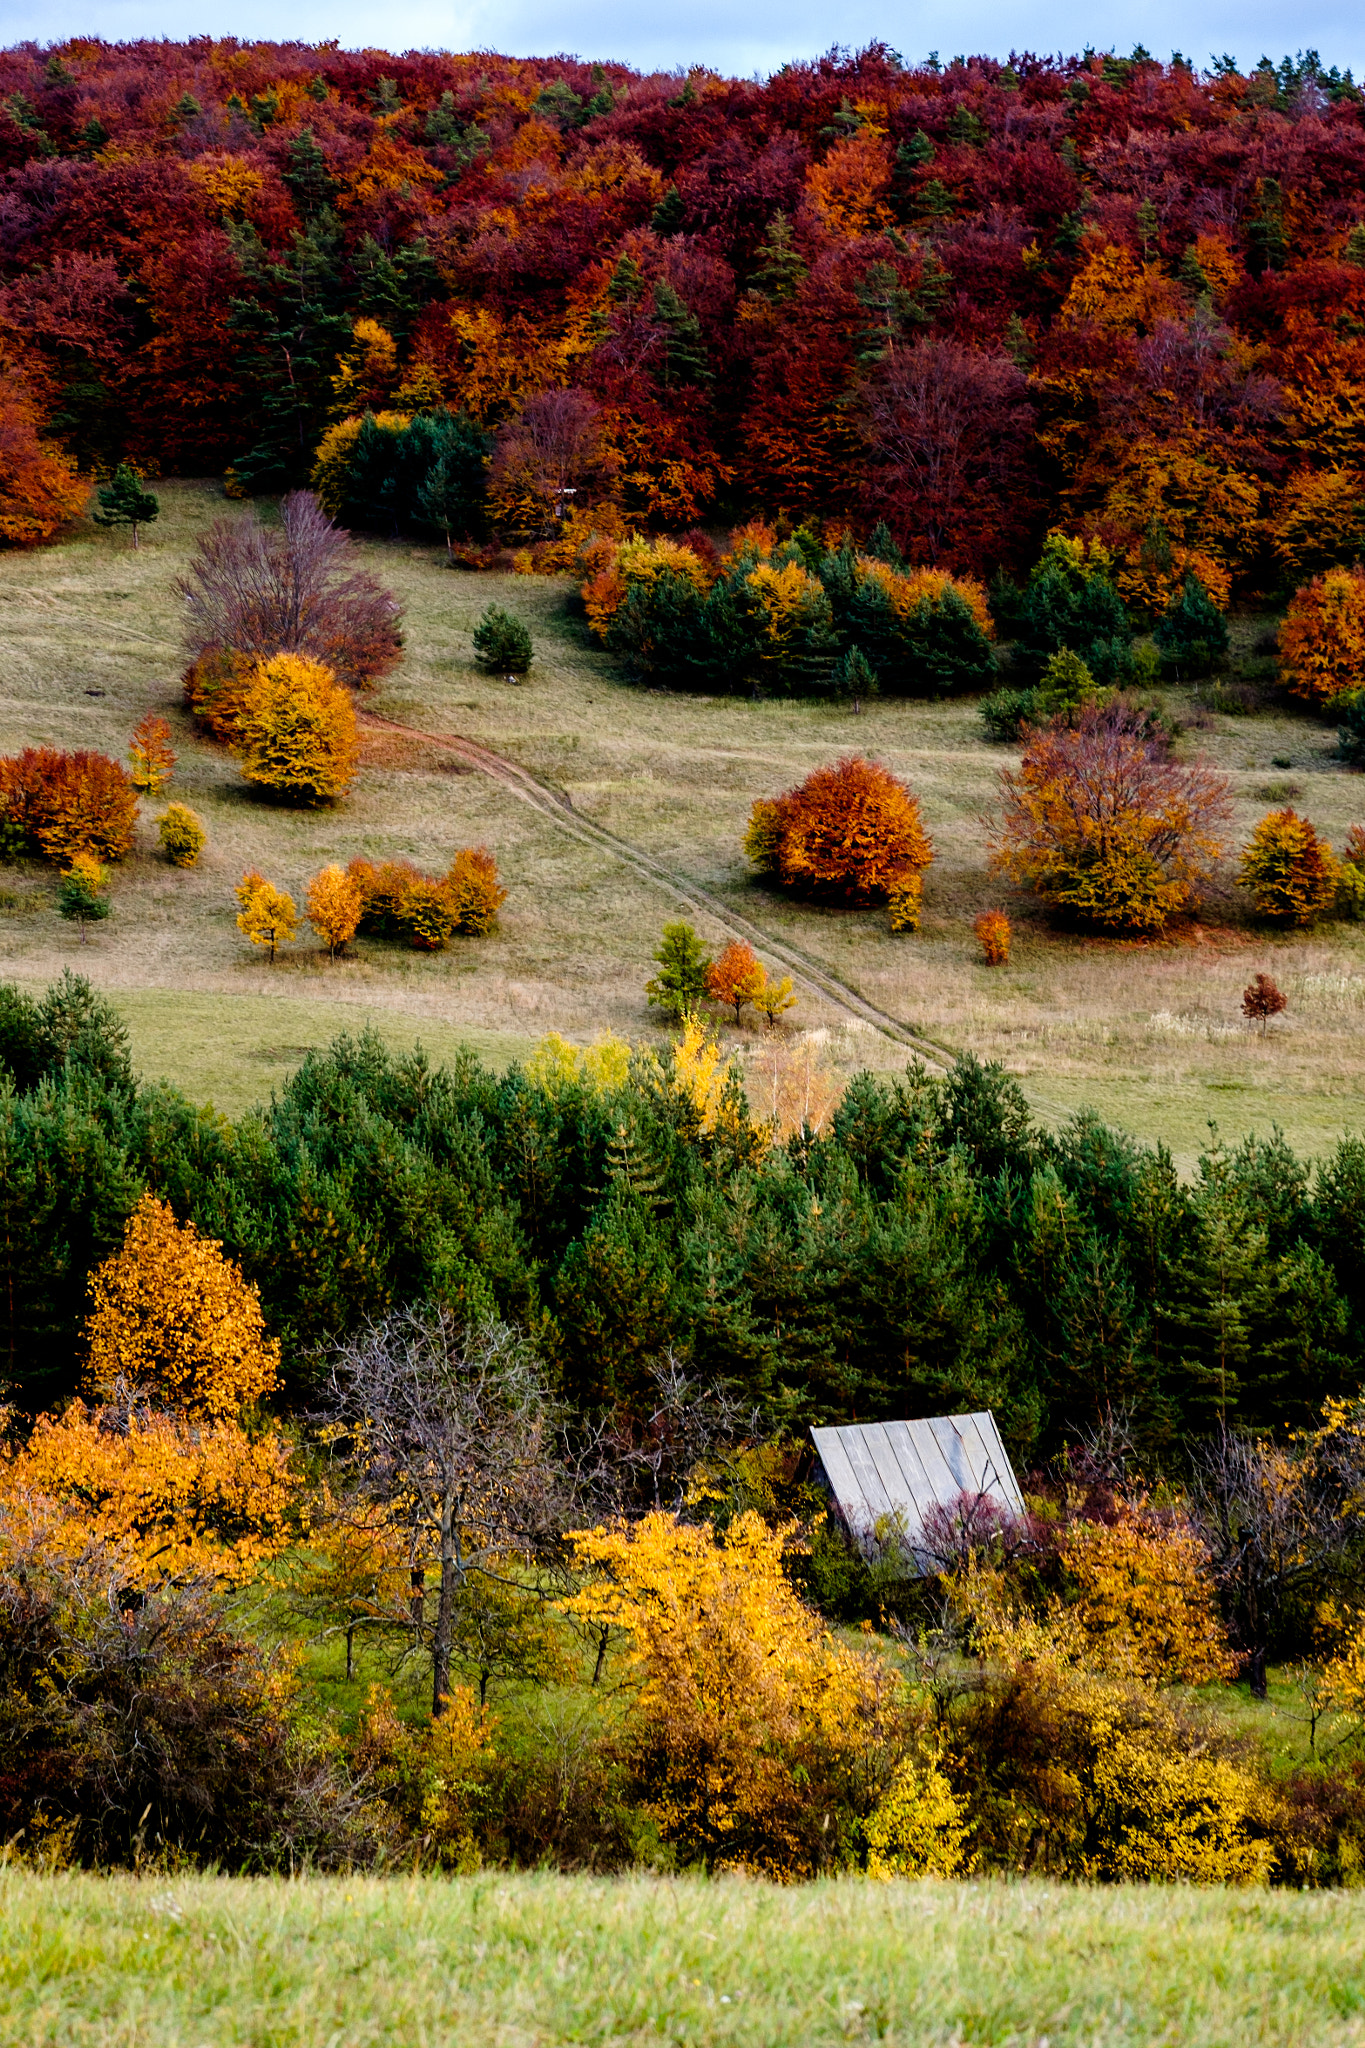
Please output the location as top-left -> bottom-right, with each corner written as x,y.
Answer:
2,35 -> 1365,589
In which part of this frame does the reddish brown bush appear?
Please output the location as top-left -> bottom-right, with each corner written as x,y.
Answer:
745,756 -> 934,907
176,491 -> 403,692
183,648 -> 256,740
1241,973 -> 1287,1034
0,748 -> 139,864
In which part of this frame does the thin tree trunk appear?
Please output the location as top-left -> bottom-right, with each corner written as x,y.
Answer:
431,1516 -> 455,1717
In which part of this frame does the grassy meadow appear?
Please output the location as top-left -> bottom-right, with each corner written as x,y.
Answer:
2,479 -> 1365,1161
3,1866 -> 1365,2048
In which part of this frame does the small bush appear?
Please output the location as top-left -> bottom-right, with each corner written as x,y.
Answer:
473,605 -> 533,674
1036,648 -> 1102,722
57,854 -> 111,940
182,648 -> 256,740
398,876 -> 456,950
887,874 -> 924,931
1242,973 -> 1287,1033
158,803 -> 206,867
234,654 -> 359,806
306,863 -> 363,957
0,748 -> 139,865
979,686 -> 1040,741
975,909 -> 1011,964
444,846 -> 507,935
1239,809 -> 1341,926
1154,573 -> 1230,679
1281,565 -> 1365,705
1337,690 -> 1365,767
747,756 -> 934,909
128,714 -> 174,794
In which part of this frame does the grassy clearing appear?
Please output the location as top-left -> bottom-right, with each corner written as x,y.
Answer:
4,480 -> 1365,1164
3,1868 -> 1365,2047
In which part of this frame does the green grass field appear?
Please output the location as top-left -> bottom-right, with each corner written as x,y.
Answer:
3,1867 -> 1364,2047
4,479 -> 1365,1165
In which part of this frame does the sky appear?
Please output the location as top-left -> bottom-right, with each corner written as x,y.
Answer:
4,0 -> 1365,85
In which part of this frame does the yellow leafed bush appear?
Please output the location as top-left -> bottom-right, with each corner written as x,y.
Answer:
865,1754 -> 968,1877
1064,1509 -> 1235,1685
158,802 -> 205,867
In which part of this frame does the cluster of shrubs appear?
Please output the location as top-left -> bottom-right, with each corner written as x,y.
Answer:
580,522 -> 997,700
350,851 -> 507,948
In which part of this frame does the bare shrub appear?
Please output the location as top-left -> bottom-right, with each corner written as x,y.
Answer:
176,491 -> 403,691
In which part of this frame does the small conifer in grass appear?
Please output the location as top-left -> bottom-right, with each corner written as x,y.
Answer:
472,605 -> 533,675
1239,808 -> 1341,925
306,863 -> 362,958
235,869 -> 298,963
831,645 -> 878,713
1154,572 -> 1229,679
93,462 -> 159,548
58,853 -> 110,940
1242,972 -> 1287,1035
1036,647 -> 1100,722
128,713 -> 175,794
705,940 -> 767,1025
234,653 -> 358,806
645,920 -> 713,1018
975,909 -> 1011,964
158,802 -> 205,867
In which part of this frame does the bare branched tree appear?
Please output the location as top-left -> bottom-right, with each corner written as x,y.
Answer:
176,490 -> 403,690
598,1350 -> 758,1518
319,1311 -> 573,1717
1186,1419 -> 1365,1698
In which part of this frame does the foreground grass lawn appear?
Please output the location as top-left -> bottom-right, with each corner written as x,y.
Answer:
3,1870 -> 1364,2047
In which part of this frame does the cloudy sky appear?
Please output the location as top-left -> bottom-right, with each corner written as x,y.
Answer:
7,0 -> 1364,85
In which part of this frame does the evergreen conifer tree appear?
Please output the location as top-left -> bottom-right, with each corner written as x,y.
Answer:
472,606 -> 533,675
1154,573 -> 1229,678
645,921 -> 713,1018
832,646 -> 879,713
93,464 -> 159,549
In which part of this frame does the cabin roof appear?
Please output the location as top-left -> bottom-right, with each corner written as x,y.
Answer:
809,1412 -> 1025,1568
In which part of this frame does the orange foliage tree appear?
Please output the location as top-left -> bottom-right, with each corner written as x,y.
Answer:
128,714 -> 175,795
235,869 -> 298,963
745,756 -> 934,912
705,940 -> 767,1025
1280,565 -> 1365,704
563,1511 -> 896,1875
0,375 -> 86,545
234,653 -> 359,805
306,862 -> 363,958
991,703 -> 1231,933
974,909 -> 1011,964
85,1191 -> 280,1418
0,747 -> 138,864
1239,808 -> 1341,925
347,849 -> 505,949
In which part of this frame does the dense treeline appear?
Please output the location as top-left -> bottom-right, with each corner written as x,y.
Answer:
5,974 -> 1362,1454
3,39 -> 1365,590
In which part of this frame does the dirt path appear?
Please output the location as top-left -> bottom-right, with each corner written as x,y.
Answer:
363,711 -> 965,1071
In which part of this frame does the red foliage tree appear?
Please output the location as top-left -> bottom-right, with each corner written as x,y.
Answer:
747,756 -> 934,907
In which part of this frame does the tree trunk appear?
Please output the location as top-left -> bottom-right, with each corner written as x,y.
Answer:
1246,1644 -> 1268,1700
431,1516 -> 456,1717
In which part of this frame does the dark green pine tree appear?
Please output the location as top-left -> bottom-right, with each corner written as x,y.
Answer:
651,184 -> 685,236
1154,573 -> 1229,679
748,212 -> 808,305
472,605 -> 533,675
651,280 -> 711,388
866,521 -> 905,569
93,464 -> 159,549
831,645 -> 879,714
645,921 -> 713,1019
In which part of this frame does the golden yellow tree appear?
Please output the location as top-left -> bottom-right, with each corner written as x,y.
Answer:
1064,1508 -> 1235,1685
235,869 -> 298,962
128,713 -> 175,795
563,1510 -> 890,1875
306,862 -> 362,958
0,1400 -> 298,1584
234,653 -> 359,805
85,1191 -> 280,1418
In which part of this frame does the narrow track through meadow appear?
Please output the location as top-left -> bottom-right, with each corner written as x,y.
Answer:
363,711 -> 964,1072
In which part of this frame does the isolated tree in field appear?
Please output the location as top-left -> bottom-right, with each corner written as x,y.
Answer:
752,972 -> 797,1029
234,654 -> 358,805
93,463 -> 159,548
991,702 -> 1231,933
57,853 -> 110,941
235,869 -> 297,962
746,756 -> 934,908
706,940 -> 767,1025
974,909 -> 1011,964
85,1190 -> 279,1418
472,604 -> 533,674
128,713 -> 174,794
1242,973 -> 1287,1035
645,921 -> 713,1019
158,802 -> 205,866
830,645 -> 878,714
321,1310 -> 571,1718
1280,565 -> 1365,705
175,491 -> 403,691
306,863 -> 362,958
1239,808 -> 1340,925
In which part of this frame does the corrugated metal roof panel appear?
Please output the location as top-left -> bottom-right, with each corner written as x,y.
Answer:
809,1411 -> 1025,1571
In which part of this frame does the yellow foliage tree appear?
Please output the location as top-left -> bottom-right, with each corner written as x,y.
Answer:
1064,1508 -> 1235,1685
1239,808 -> 1341,926
187,153 -> 264,217
563,1510 -> 892,1875
235,869 -> 298,962
0,1399 -> 298,1584
85,1191 -> 280,1417
864,1754 -> 968,1877
158,801 -> 205,867
670,1013 -> 732,1133
128,713 -> 175,795
306,861 -> 362,958
525,1030 -> 633,1093
1280,564 -> 1365,705
234,653 -> 359,806
806,130 -> 894,236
